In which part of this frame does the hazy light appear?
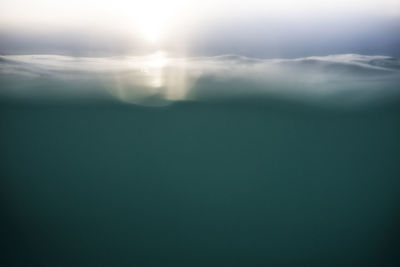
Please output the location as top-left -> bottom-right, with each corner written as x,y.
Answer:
146,51 -> 167,69
1,0 -> 398,36
132,2 -> 172,44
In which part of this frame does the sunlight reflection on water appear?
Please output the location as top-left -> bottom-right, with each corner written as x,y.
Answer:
110,51 -> 195,106
1,53 -> 399,107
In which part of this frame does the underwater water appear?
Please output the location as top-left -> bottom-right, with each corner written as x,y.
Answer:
1,54 -> 400,266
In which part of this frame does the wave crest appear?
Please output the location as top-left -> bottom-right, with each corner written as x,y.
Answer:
1,53 -> 399,106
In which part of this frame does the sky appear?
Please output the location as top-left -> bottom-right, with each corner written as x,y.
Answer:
0,0 -> 399,57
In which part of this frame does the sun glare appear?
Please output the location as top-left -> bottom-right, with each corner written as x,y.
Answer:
137,14 -> 165,44
147,50 -> 167,68
131,1 -> 180,44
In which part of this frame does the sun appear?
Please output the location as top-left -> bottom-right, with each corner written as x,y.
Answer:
132,1 -> 175,44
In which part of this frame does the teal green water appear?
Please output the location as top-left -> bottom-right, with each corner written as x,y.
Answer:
1,54 -> 400,266
1,99 -> 400,266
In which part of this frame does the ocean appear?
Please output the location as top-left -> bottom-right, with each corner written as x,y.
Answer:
1,54 -> 400,266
